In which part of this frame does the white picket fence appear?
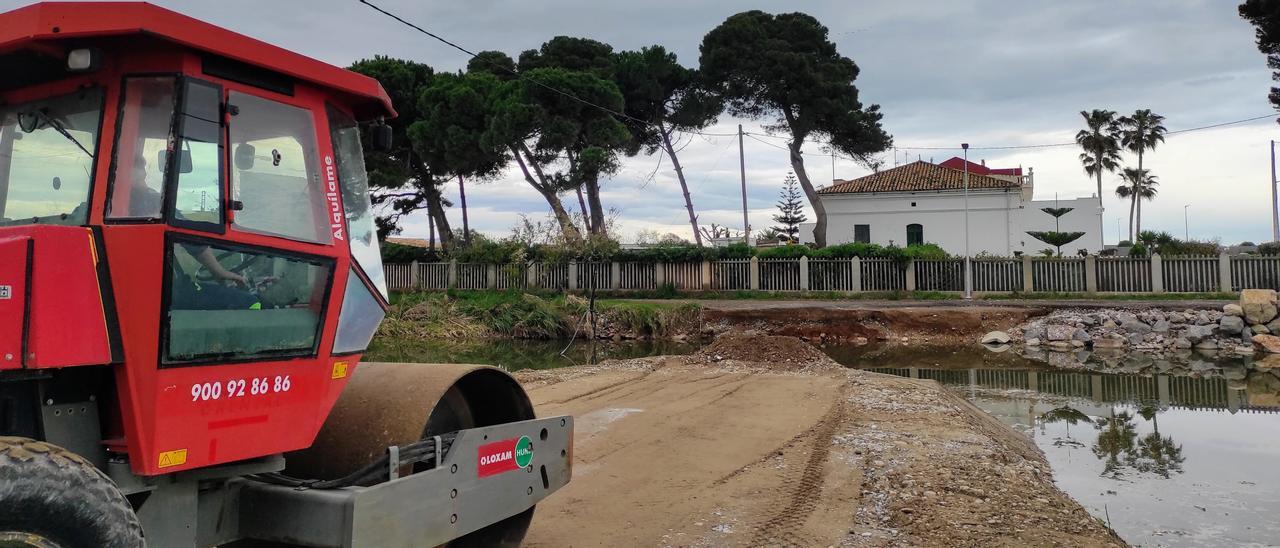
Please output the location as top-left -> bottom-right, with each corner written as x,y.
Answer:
383,253 -> 1279,294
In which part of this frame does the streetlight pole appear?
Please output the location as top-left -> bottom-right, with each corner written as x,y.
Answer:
962,143 -> 972,299
1272,140 -> 1278,242
1184,204 -> 1190,240
738,124 -> 749,246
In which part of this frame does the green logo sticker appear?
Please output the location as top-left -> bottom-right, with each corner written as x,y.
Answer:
514,435 -> 533,468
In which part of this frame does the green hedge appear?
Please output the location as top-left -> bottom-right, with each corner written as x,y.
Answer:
384,240 -> 949,264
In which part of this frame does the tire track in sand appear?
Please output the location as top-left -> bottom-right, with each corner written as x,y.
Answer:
746,382 -> 849,547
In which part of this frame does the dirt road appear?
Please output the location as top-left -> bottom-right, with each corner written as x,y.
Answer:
515,338 -> 1125,547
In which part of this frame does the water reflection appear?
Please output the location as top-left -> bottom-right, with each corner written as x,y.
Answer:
1091,408 -> 1184,479
847,346 -> 1280,547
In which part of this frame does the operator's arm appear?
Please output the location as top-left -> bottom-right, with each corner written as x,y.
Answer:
193,247 -> 247,286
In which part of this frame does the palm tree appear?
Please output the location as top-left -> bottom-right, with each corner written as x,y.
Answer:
1116,168 -> 1159,240
1118,110 -> 1167,239
1076,110 -> 1122,242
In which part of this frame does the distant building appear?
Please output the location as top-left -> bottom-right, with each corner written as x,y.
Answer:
799,159 -> 1102,256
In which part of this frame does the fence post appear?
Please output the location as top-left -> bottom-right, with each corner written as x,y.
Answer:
851,257 -> 862,293
526,262 -> 538,289
1150,253 -> 1164,293
749,256 -> 760,290
1022,255 -> 1034,293
486,264 -> 497,289
904,259 -> 917,292
1084,255 -> 1098,294
654,262 -> 666,289
611,261 -> 622,291
448,259 -> 458,288
701,261 -> 712,291
568,261 -> 579,291
798,256 -> 809,291
409,260 -> 420,290
1219,253 -> 1233,293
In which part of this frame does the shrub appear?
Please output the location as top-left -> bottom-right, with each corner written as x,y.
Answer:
1260,242 -> 1280,256
755,244 -> 810,259
809,242 -> 883,258
381,241 -> 441,263
1128,242 -> 1148,257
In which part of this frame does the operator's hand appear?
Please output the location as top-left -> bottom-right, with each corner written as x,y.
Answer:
215,271 -> 248,287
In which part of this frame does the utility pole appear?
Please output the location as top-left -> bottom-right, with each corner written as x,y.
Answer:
738,124 -> 749,245
1272,140 -> 1278,242
1184,204 -> 1190,240
962,143 -> 972,300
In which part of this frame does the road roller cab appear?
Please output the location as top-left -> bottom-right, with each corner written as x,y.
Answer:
0,3 -> 571,547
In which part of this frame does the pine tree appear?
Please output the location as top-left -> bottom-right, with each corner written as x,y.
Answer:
772,173 -> 808,243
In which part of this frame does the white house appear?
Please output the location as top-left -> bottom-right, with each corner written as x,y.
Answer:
798,159 -> 1102,256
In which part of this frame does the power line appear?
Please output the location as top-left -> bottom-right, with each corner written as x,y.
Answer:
889,113 -> 1278,151
744,113 -> 1277,152
355,0 -> 739,141
356,0 -> 1277,158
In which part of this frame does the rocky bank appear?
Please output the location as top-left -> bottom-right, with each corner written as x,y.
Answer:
994,289 -> 1280,361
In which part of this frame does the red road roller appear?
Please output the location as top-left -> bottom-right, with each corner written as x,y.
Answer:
0,3 -> 571,546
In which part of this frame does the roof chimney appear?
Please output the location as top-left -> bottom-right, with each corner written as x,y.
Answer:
980,159 -> 986,166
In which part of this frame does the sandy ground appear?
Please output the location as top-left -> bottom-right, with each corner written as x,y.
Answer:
515,340 -> 1125,547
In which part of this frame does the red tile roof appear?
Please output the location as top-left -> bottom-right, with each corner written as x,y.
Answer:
820,161 -> 1022,195
938,157 -> 1023,176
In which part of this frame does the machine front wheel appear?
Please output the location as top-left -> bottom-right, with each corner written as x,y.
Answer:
0,437 -> 143,548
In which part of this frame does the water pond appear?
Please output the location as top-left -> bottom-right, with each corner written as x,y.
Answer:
367,337 -> 1280,546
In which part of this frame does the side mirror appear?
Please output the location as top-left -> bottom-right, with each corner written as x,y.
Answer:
371,124 -> 393,151
234,144 -> 256,171
17,111 -> 40,133
158,149 -> 194,174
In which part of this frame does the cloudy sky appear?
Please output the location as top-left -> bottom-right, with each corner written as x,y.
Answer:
12,0 -> 1279,245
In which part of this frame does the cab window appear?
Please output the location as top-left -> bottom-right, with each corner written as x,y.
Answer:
163,237 -> 334,364
0,88 -> 103,226
107,77 -> 174,220
228,92 -> 328,243
170,79 -> 223,231
327,106 -> 387,298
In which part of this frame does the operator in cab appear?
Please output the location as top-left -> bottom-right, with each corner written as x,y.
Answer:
127,156 -> 259,310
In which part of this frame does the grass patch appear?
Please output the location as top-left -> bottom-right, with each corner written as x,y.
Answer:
379,290 -> 705,341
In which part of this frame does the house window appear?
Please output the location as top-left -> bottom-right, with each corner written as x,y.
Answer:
854,224 -> 870,243
906,223 -> 923,246
911,202 -> 917,207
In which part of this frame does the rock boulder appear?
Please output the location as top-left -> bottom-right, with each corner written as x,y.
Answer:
1242,289 -> 1279,325
1219,315 -> 1246,335
1046,325 -> 1075,341
1253,334 -> 1280,354
1224,303 -> 1244,317
1183,325 -> 1214,343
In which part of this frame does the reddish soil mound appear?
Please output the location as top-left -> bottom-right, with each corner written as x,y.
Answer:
691,333 -> 836,369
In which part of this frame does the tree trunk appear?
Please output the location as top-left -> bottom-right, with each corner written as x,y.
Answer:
1128,193 -> 1136,243
510,143 -> 582,243
575,185 -> 592,233
1095,154 -> 1105,245
413,164 -> 453,249
787,140 -> 826,248
585,179 -> 605,236
426,187 -> 453,249
458,174 -> 470,245
1141,148 -> 1152,238
428,213 -> 436,250
662,125 -> 703,246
